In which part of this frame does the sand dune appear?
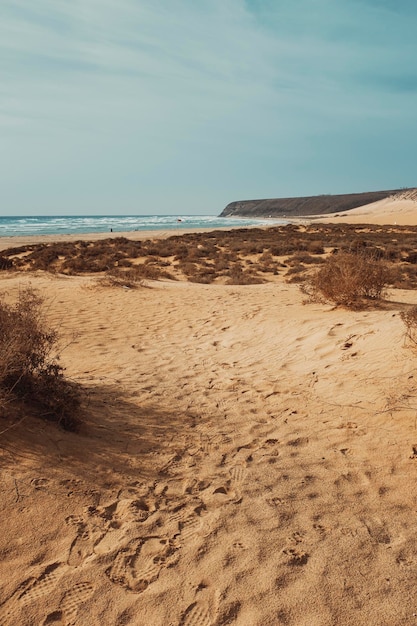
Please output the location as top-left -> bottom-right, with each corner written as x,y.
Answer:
2,264 -> 417,624
317,189 -> 417,225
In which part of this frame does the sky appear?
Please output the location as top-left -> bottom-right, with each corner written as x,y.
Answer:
1,0 -> 417,216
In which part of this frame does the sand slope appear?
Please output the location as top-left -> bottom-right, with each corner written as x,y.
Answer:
2,273 -> 417,625
318,189 -> 417,225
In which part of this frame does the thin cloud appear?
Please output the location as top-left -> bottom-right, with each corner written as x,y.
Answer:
1,0 -> 416,214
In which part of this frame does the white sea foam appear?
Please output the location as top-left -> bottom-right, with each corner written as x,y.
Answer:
0,215 -> 285,237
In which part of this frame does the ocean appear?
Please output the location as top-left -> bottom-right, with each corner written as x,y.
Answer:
0,215 -> 284,238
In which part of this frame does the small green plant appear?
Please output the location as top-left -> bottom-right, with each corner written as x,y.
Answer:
0,287 -> 80,430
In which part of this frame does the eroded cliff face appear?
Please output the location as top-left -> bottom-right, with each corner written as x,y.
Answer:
220,189 -> 408,218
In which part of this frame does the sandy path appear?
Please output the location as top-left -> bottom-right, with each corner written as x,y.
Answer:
1,274 -> 417,625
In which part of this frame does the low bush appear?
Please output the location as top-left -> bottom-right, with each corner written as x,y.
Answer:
99,268 -> 146,288
285,264 -> 308,283
307,252 -> 389,307
6,224 -> 417,288
0,288 -> 80,430
306,242 -> 325,255
0,256 -> 13,270
286,253 -> 324,266
400,306 -> 417,348
225,265 -> 264,285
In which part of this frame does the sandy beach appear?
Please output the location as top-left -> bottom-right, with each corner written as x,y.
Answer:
2,199 -> 417,625
0,226 -> 230,253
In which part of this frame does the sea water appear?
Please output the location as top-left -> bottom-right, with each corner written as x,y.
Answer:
0,215 -> 284,238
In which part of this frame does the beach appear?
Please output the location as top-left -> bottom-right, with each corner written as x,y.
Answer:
2,203 -> 417,624
0,225 -> 251,252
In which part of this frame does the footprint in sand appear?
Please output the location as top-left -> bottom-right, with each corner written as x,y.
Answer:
363,518 -> 391,545
211,461 -> 248,502
161,453 -> 194,476
229,463 -> 247,485
106,536 -> 179,592
228,463 -> 247,502
67,497 -> 153,565
0,563 -> 65,626
266,496 -> 284,508
19,563 -> 65,606
287,437 -> 309,448
178,511 -> 217,543
93,526 -> 128,556
282,530 -> 310,567
282,546 -> 309,566
0,594 -> 20,626
66,519 -> 103,567
313,523 -> 330,537
200,429 -> 233,455
30,477 -> 51,490
59,582 -> 94,625
116,497 -> 153,522
42,611 -> 65,625
179,589 -> 219,626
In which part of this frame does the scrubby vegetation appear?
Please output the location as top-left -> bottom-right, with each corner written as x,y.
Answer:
0,288 -> 80,430
3,223 -> 417,288
305,252 -> 389,308
98,267 -> 149,289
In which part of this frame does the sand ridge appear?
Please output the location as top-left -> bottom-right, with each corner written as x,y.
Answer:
315,190 -> 417,226
1,269 -> 417,624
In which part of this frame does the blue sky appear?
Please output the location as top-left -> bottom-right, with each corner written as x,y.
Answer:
1,0 -> 416,216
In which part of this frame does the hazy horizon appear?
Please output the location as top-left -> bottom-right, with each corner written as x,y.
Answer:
1,1 -> 417,216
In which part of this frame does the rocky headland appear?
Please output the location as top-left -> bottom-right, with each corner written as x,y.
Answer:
220,188 -> 417,218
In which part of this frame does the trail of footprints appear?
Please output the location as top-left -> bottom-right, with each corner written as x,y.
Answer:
0,563 -> 93,626
106,536 -> 180,592
0,424 -> 284,624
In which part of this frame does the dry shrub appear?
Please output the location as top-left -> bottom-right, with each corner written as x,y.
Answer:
286,253 -> 324,266
225,265 -> 264,285
307,252 -> 389,307
400,307 -> 417,348
188,266 -> 217,284
99,268 -> 145,289
285,264 -> 308,283
130,264 -> 175,281
391,265 -> 417,290
177,261 -> 199,278
306,241 -> 325,255
405,252 -> 417,264
0,256 -> 13,270
0,288 -> 80,430
7,224 -> 417,287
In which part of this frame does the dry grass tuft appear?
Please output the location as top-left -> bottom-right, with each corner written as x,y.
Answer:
99,268 -> 146,289
400,306 -> 417,348
0,288 -> 80,430
306,252 -> 389,308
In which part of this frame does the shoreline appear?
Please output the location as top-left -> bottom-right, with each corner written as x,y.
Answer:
0,225 -> 251,252
2,202 -> 417,253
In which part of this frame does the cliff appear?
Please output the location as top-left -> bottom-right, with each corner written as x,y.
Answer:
219,189 -> 410,218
